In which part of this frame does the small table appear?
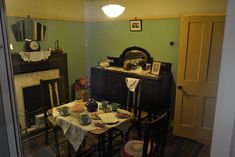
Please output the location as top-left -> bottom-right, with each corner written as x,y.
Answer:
48,101 -> 132,156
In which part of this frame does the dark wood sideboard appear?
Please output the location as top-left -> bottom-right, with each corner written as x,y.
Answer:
90,67 -> 172,113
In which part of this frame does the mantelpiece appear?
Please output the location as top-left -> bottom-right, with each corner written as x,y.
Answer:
11,50 -> 68,99
11,50 -> 69,129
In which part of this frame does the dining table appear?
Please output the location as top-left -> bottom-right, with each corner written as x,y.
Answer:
48,100 -> 132,156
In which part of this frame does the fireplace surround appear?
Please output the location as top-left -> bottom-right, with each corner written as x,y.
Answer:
12,51 -> 69,129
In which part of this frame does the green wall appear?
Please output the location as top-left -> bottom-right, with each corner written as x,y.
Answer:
7,17 -> 86,88
85,19 -> 180,79
7,17 -> 180,89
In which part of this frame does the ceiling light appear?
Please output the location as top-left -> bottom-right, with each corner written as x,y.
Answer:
102,4 -> 125,18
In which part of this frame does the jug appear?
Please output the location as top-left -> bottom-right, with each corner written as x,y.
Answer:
87,98 -> 98,112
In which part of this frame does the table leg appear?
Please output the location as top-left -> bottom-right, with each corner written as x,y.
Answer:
108,129 -> 113,156
101,134 -> 106,156
98,134 -> 106,157
98,136 -> 102,157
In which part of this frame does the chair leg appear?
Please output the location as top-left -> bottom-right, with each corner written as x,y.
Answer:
160,113 -> 169,157
159,126 -> 168,157
137,122 -> 142,140
54,127 -> 60,157
45,124 -> 49,144
67,140 -> 71,157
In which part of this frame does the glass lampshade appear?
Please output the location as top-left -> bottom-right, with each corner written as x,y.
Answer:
102,4 -> 125,18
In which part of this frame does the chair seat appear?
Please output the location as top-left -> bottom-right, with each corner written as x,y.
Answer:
47,115 -> 57,126
140,110 -> 148,119
121,140 -> 150,157
129,109 -> 148,121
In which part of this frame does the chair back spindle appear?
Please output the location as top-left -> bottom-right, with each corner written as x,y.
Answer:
40,77 -> 66,116
126,78 -> 143,119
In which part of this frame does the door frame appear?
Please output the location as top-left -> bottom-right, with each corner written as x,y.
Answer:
0,0 -> 22,156
0,0 -> 234,156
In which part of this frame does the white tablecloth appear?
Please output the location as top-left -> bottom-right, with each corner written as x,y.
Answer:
53,101 -> 131,151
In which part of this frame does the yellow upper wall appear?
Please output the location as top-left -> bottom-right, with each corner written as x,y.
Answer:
6,0 -> 227,21
86,0 -> 227,21
5,0 -> 85,21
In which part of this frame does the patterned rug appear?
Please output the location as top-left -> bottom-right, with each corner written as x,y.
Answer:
22,130 -> 208,157
164,135 -> 208,157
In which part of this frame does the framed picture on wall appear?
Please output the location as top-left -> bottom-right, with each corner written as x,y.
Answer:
151,61 -> 161,75
130,20 -> 142,31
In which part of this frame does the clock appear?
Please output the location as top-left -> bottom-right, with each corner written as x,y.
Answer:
25,40 -> 40,52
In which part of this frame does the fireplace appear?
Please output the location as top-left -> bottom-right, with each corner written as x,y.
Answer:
11,51 -> 68,130
23,85 -> 42,126
14,69 -> 60,129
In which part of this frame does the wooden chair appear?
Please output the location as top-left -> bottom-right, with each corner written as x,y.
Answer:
40,77 -> 69,157
121,111 -> 169,157
105,78 -> 147,156
124,78 -> 148,140
71,78 -> 89,101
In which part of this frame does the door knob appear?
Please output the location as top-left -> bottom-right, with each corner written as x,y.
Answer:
177,85 -> 183,90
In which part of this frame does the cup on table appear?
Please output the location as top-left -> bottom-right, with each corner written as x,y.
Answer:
101,101 -> 108,109
61,106 -> 69,115
110,103 -> 120,112
80,113 -> 89,123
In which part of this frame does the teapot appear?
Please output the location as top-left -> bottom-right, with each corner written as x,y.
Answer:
87,98 -> 98,112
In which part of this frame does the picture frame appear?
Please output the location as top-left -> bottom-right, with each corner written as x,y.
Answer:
130,20 -> 142,31
151,61 -> 161,75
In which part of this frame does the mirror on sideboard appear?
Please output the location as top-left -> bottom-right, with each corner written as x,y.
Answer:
11,15 -> 46,42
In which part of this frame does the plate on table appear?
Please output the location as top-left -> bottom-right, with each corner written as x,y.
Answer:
98,113 -> 119,124
91,114 -> 101,120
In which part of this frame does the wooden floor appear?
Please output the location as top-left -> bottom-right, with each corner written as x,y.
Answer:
196,139 -> 211,157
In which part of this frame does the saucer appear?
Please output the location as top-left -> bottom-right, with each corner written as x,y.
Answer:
80,117 -> 92,125
59,112 -> 70,117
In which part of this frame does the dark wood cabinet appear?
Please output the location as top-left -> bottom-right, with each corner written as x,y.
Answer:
106,72 -> 125,104
90,67 -> 173,113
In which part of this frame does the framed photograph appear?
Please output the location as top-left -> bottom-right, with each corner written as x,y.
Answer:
130,20 -> 142,31
151,61 -> 161,75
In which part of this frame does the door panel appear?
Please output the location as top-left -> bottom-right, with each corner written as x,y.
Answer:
184,22 -> 204,81
206,22 -> 225,83
202,97 -> 216,128
180,95 -> 197,127
173,15 -> 225,140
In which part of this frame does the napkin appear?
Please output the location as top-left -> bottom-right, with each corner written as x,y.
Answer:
125,77 -> 140,92
98,113 -> 119,124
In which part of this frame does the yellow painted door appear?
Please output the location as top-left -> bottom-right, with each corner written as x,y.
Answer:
173,15 -> 225,140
